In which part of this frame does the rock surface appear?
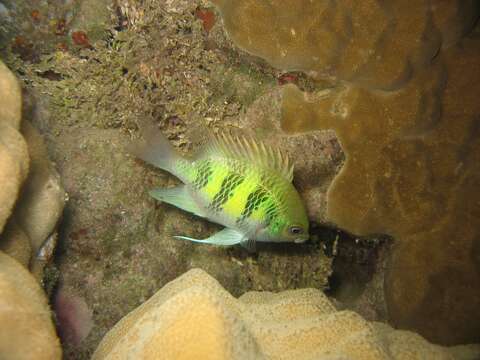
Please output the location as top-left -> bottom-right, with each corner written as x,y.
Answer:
93,268 -> 480,360
0,0 -> 114,61
0,251 -> 61,360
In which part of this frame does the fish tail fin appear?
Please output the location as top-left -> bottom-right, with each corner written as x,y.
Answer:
128,121 -> 184,175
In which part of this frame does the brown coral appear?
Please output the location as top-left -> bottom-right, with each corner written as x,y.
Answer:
12,120 -> 66,276
280,38 -> 480,346
0,61 -> 29,235
0,60 -> 66,278
212,0 -> 479,90
0,58 -> 63,360
213,0 -> 480,345
0,251 -> 62,359
93,269 -> 480,360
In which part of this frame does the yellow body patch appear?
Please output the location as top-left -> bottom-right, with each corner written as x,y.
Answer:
221,173 -> 258,219
202,164 -> 229,201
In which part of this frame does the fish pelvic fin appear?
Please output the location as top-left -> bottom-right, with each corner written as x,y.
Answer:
174,228 -> 246,247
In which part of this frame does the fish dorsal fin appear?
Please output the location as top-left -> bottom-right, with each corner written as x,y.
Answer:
201,132 -> 294,182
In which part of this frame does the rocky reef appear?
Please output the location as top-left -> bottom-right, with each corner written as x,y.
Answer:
1,0 -> 479,358
212,0 -> 480,345
93,268 -> 480,360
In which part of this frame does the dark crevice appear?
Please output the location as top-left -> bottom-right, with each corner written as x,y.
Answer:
37,70 -> 63,81
113,3 -> 128,32
310,222 -> 390,301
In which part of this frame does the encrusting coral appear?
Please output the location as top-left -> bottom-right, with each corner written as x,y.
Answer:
92,268 -> 480,360
0,60 -> 66,278
0,218 -> 32,268
12,120 -> 66,278
211,0 -> 479,90
0,61 -> 29,235
0,251 -> 61,359
0,60 -> 63,358
280,36 -> 480,348
212,0 -> 480,345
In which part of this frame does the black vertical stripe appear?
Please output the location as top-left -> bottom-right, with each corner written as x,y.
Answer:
264,202 -> 279,227
236,186 -> 269,225
208,172 -> 245,212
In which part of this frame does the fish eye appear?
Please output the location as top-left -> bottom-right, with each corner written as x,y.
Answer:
289,226 -> 303,235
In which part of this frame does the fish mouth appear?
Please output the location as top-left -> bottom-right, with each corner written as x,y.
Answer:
294,238 -> 308,244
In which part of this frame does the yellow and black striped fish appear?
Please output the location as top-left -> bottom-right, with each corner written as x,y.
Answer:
131,122 -> 309,251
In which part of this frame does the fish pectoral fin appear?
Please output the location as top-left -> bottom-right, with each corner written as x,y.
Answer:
150,186 -> 205,217
174,228 -> 245,246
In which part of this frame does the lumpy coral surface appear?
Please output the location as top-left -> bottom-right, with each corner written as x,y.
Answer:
213,0 -> 480,345
212,0 -> 478,90
280,39 -> 480,346
0,251 -> 62,359
93,268 -> 480,360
